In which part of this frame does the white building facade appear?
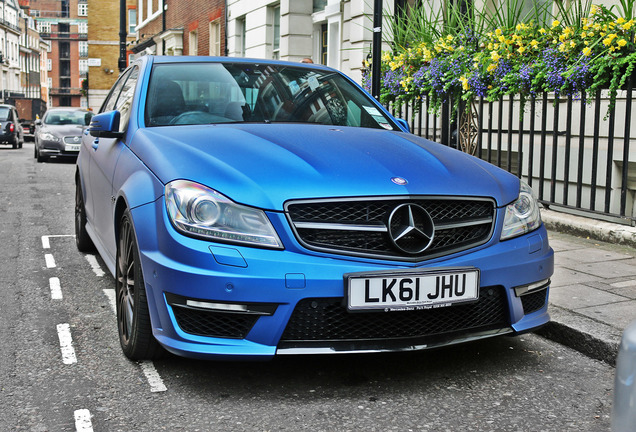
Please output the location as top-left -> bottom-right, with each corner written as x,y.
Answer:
226,0 -> 391,83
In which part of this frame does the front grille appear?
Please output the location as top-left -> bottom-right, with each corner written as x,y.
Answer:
286,197 -> 495,261
172,306 -> 259,338
279,286 -> 508,344
520,288 -> 548,314
63,136 -> 82,144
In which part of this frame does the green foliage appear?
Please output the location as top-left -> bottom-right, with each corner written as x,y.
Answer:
370,1 -> 636,115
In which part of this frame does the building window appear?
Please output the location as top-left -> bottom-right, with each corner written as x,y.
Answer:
321,23 -> 327,65
79,41 -> 88,57
272,6 -> 280,60
189,30 -> 198,55
78,3 -> 88,16
128,8 -> 137,34
79,59 -> 88,75
46,58 -> 52,71
209,19 -> 221,56
37,21 -> 51,33
78,22 -> 88,34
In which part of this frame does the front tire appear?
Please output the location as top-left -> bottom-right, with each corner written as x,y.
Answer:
116,210 -> 162,360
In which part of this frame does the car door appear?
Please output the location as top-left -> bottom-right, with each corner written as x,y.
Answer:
88,66 -> 139,265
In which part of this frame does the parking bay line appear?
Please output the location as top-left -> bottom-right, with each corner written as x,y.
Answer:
41,234 -> 75,249
101,288 -> 168,393
56,323 -> 77,365
84,255 -> 105,277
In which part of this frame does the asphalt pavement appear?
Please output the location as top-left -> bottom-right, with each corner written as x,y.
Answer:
539,208 -> 636,365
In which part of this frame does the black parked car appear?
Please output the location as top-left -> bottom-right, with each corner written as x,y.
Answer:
34,107 -> 93,162
0,104 -> 24,149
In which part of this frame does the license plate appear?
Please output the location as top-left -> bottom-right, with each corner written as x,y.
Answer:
65,143 -> 80,152
346,268 -> 479,312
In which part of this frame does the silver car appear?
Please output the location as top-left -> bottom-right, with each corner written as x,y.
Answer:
34,107 -> 94,162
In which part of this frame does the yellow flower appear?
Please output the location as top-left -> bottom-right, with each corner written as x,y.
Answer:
590,5 -> 598,14
495,28 -> 502,36
552,20 -> 560,28
446,34 -> 454,41
570,41 -> 576,48
624,21 -> 634,31
583,46 -> 592,56
487,63 -> 498,73
618,38 -> 628,47
518,46 -> 526,54
490,51 -> 500,61
618,17 -> 626,25
603,38 -> 611,46
531,40 -> 539,48
539,28 -> 547,34
459,75 -> 469,91
581,31 -> 587,38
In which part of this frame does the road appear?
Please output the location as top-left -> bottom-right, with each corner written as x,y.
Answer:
0,143 -> 614,431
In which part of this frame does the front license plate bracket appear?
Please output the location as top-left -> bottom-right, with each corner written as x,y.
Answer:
345,267 -> 480,312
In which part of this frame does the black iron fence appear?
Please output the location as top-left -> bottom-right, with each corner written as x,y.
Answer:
387,83 -> 636,224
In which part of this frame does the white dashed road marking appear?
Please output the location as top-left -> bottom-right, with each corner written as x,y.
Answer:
74,409 -> 94,432
45,254 -> 56,268
50,277 -> 62,300
56,323 -> 77,365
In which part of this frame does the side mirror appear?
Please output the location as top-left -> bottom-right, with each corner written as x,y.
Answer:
89,110 -> 124,139
394,118 -> 410,134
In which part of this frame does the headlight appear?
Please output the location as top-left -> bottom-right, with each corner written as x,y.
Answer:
501,180 -> 542,240
39,132 -> 60,142
165,180 -> 283,249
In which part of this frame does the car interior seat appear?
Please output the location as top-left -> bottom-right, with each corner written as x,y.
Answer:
149,80 -> 186,125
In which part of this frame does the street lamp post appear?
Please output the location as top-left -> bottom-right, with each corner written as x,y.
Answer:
371,0 -> 382,101
118,0 -> 127,72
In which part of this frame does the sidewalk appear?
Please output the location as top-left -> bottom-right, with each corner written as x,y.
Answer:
538,209 -> 636,365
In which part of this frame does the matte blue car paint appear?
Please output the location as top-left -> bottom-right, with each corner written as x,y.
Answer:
79,55 -> 554,360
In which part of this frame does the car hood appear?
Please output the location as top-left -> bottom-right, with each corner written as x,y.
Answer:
131,124 -> 520,211
41,124 -> 86,136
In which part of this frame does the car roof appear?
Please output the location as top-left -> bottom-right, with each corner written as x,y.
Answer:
143,55 -> 335,72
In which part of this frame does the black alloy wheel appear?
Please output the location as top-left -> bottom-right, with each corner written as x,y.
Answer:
116,210 -> 162,360
74,178 -> 95,252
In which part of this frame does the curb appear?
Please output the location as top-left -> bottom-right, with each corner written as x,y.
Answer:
542,209 -> 636,249
536,306 -> 621,366
539,209 -> 627,365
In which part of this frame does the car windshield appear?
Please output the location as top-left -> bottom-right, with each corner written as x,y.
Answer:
145,62 -> 397,130
0,107 -> 11,121
44,110 -> 92,126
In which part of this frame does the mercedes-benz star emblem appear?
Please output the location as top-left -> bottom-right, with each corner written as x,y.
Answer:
391,177 -> 408,186
387,203 -> 435,254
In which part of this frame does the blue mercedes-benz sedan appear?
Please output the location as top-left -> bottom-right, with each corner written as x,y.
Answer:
76,55 -> 553,360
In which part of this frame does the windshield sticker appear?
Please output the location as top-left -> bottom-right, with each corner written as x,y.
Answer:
363,106 -> 383,117
308,76 -> 320,91
380,123 -> 393,130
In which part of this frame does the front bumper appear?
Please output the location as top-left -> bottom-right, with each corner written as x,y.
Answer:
131,201 -> 554,360
39,139 -> 81,158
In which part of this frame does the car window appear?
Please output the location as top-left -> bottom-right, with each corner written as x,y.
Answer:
0,107 -> 11,121
44,110 -> 93,126
145,62 -> 398,130
114,66 -> 139,132
100,68 -> 132,114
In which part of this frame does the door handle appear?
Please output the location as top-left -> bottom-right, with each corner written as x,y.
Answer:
92,138 -> 99,150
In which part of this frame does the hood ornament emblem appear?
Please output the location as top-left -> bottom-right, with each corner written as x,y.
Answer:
391,177 -> 408,186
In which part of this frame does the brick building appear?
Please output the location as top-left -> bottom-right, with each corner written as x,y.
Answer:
128,0 -> 225,59
29,0 -> 87,107
85,0 -> 135,111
